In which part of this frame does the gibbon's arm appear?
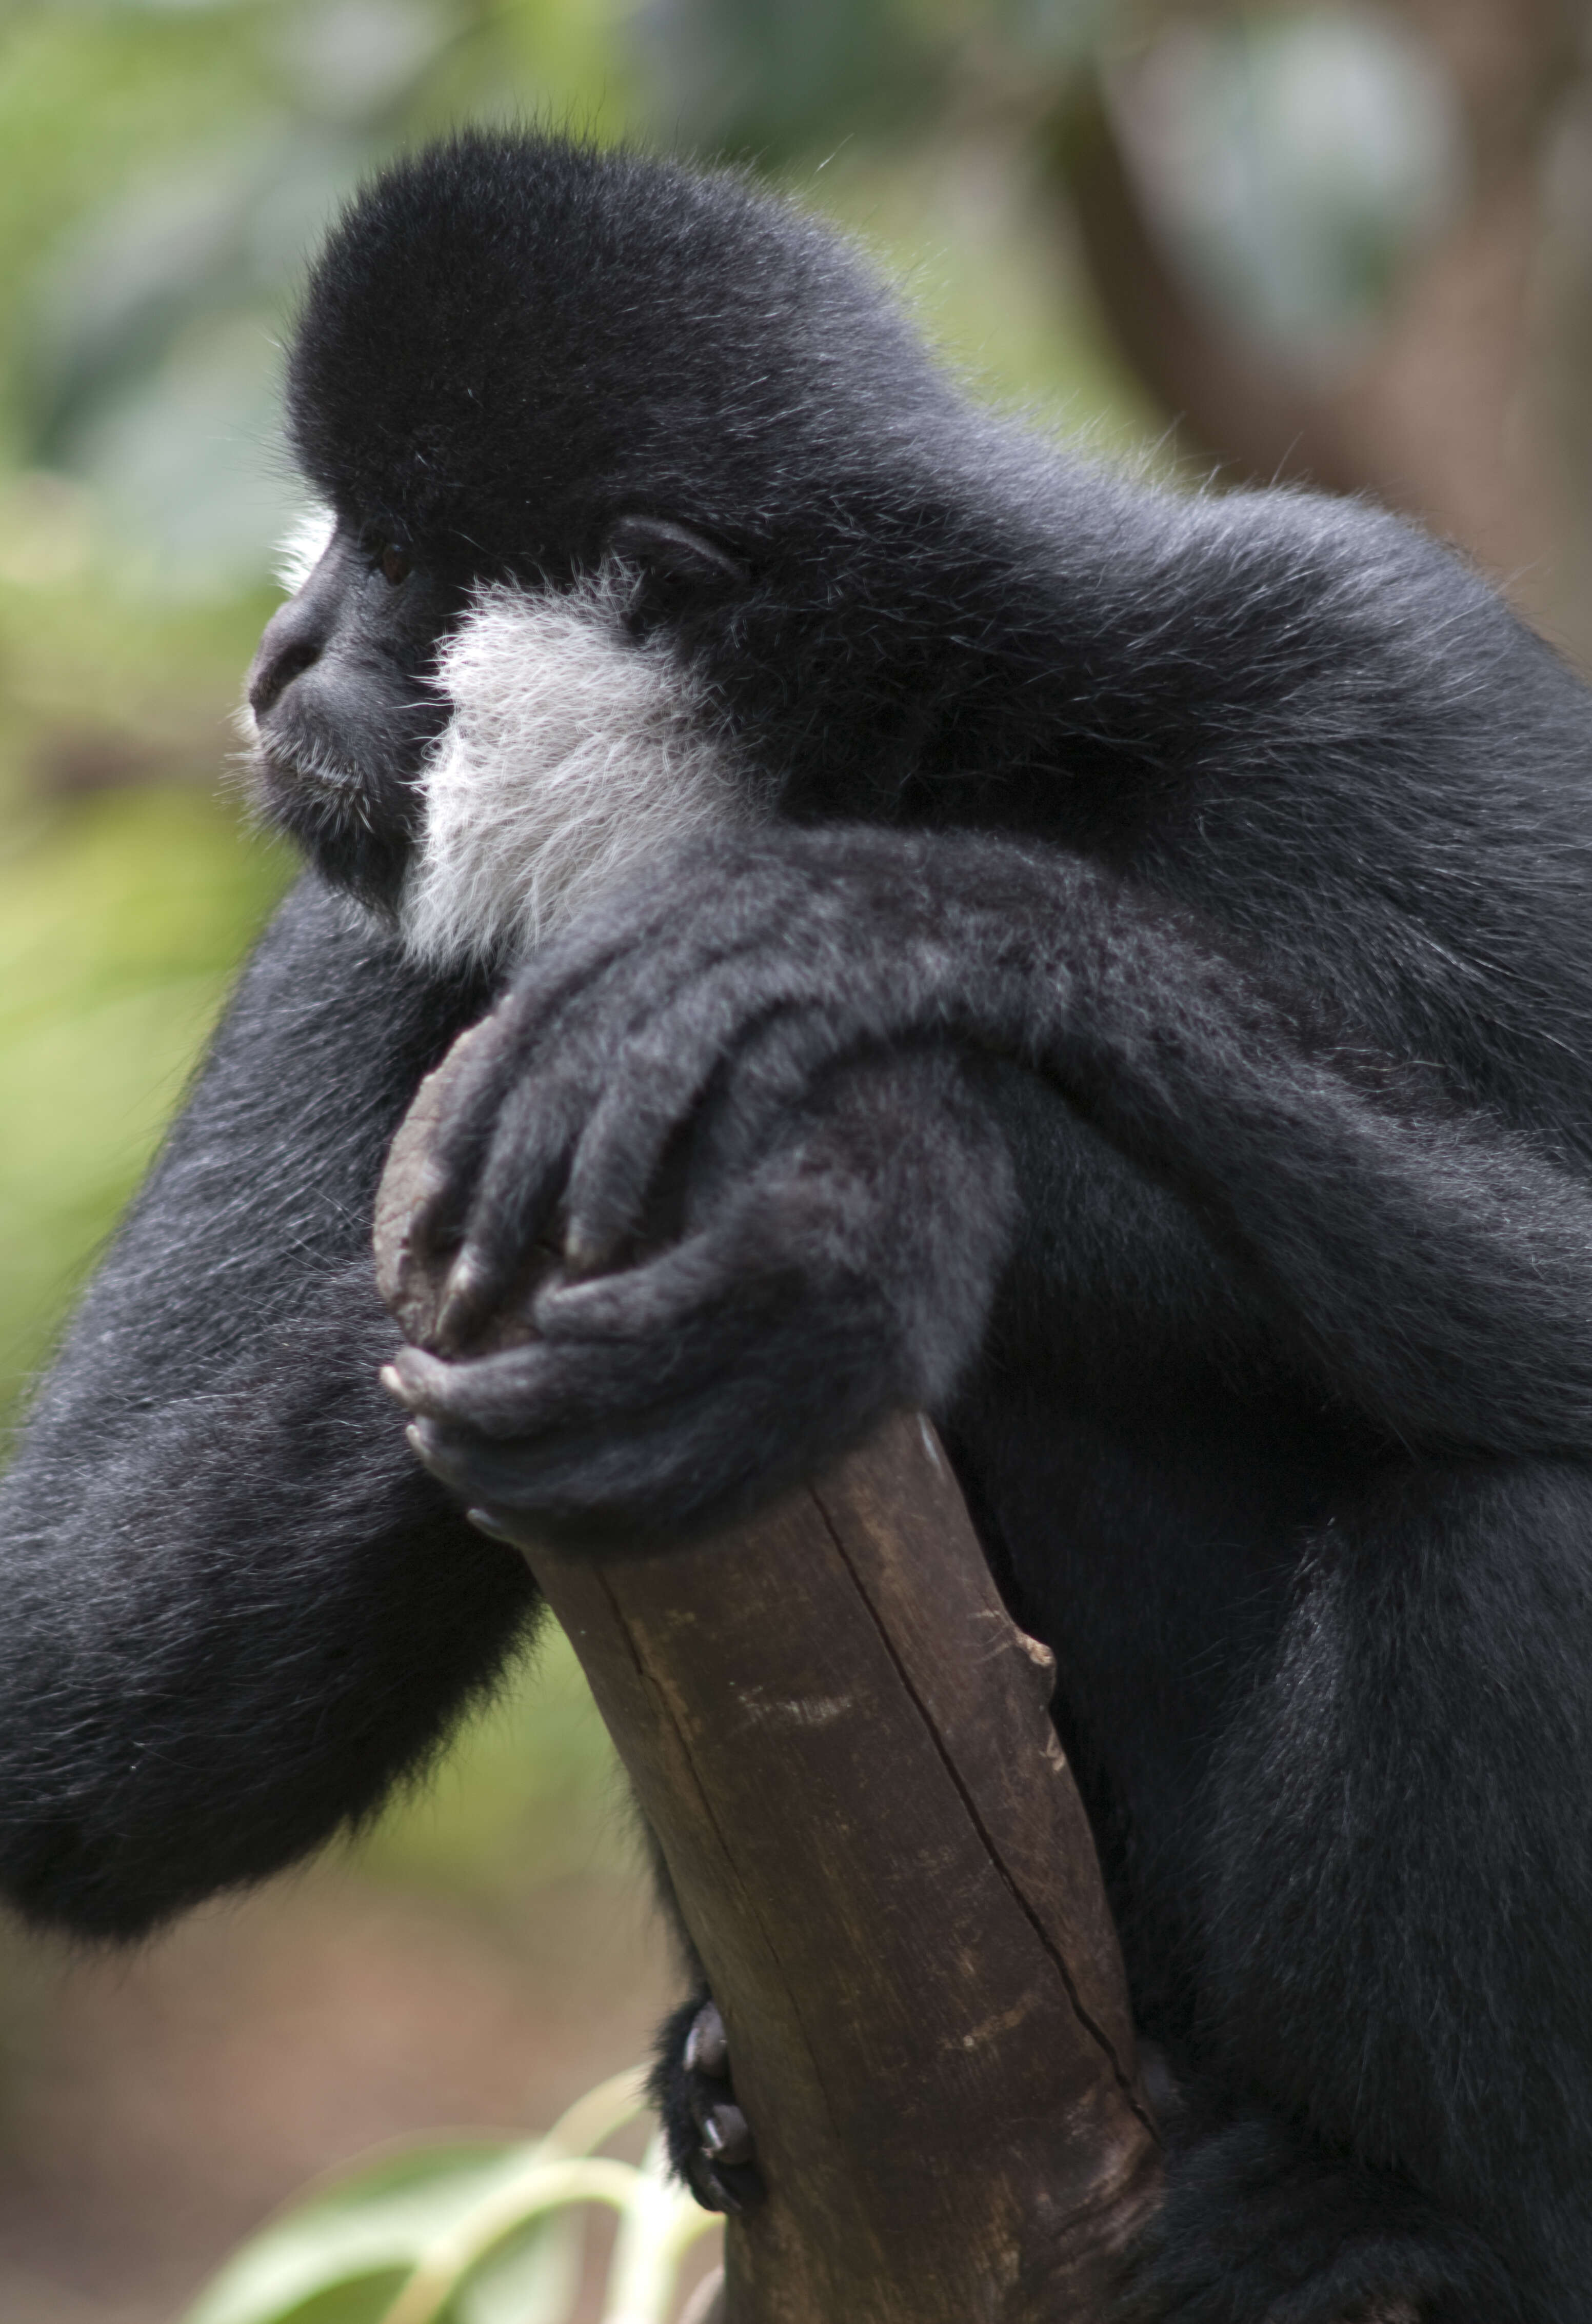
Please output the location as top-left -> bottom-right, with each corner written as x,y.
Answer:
0,877 -> 535,1939
399,824 -> 1592,1469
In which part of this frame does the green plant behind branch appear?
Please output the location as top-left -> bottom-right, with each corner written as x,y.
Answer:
182,2067 -> 722,2324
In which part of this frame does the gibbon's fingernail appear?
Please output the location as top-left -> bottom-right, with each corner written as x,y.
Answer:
691,2160 -> 743,2216
562,1222 -> 608,1279
467,1506 -> 518,1544
436,1254 -> 486,1347
700,2104 -> 753,2168
379,1363 -> 414,1406
685,2001 -> 730,2081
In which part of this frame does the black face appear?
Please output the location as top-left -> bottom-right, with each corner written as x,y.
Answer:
246,524 -> 468,907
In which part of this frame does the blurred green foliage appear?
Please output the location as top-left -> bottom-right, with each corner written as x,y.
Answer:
181,2069 -> 720,2324
0,785 -> 290,1411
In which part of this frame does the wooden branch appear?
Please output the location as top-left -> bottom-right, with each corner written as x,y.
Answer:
375,1034 -> 1161,2323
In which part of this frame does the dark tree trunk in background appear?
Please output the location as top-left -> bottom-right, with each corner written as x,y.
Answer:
1052,0 -> 1579,627
375,1038 -> 1162,2323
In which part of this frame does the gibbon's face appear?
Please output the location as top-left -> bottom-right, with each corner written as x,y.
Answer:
243,515 -> 466,908
242,504 -> 754,964
237,130 -> 954,962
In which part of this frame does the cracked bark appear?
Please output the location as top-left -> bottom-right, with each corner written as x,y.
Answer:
375,1029 -> 1161,2322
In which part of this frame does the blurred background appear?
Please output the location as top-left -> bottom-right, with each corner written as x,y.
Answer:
1,0 -> 1590,2315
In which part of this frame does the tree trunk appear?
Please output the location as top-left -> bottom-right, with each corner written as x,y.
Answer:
1051,0 -> 1578,615
375,1035 -> 1162,2323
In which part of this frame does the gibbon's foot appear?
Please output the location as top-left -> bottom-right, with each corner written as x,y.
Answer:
653,1994 -> 765,2215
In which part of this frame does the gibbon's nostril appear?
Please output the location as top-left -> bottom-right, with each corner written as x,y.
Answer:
248,598 -> 326,718
248,634 -> 321,719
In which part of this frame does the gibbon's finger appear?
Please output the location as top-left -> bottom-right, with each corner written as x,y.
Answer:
559,1017 -> 813,1274
560,966 -> 919,1270
532,1221 -> 802,1346
556,940 -> 877,1229
385,1333 -> 688,1440
428,959 -> 712,1338
397,1344 -> 883,1544
417,888 -> 777,1259
432,1240 -> 519,1356
406,1002 -> 535,1268
434,1076 -> 589,1348
400,1410 -> 728,1537
390,1332 -> 774,1507
413,944 -> 645,1253
394,1217 -> 819,1428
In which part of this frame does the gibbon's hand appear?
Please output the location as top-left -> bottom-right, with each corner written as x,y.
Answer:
399,823 -> 1082,1358
383,1042 -> 1014,1546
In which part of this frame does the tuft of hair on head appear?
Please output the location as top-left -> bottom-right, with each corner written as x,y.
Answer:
272,502 -> 336,598
285,127 -> 951,569
400,562 -> 770,970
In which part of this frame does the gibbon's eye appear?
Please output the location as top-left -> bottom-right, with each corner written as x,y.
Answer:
380,543 -> 412,586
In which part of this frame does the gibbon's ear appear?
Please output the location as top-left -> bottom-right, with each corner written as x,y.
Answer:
606,513 -> 747,590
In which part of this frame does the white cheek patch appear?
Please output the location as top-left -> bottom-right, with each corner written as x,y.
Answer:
400,566 -> 761,970
272,501 -> 336,597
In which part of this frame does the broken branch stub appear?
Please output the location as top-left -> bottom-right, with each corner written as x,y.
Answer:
375,1035 -> 1162,2323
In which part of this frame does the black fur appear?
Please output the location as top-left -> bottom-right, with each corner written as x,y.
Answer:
4,130 -> 1592,2317
0,884 -> 520,1933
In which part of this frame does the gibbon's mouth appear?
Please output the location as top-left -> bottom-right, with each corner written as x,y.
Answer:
234,692 -> 402,833
234,707 -> 418,911
248,729 -> 370,813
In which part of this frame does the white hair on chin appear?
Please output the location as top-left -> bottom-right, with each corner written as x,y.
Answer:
272,501 -> 337,597
400,563 -> 762,970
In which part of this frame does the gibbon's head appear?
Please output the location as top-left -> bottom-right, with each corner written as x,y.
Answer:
241,130 -> 961,961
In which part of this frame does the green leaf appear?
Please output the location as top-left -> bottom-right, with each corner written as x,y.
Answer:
215,2279 -> 410,2324
182,2072 -> 658,2324
455,2214 -> 581,2324
182,2141 -> 531,2324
